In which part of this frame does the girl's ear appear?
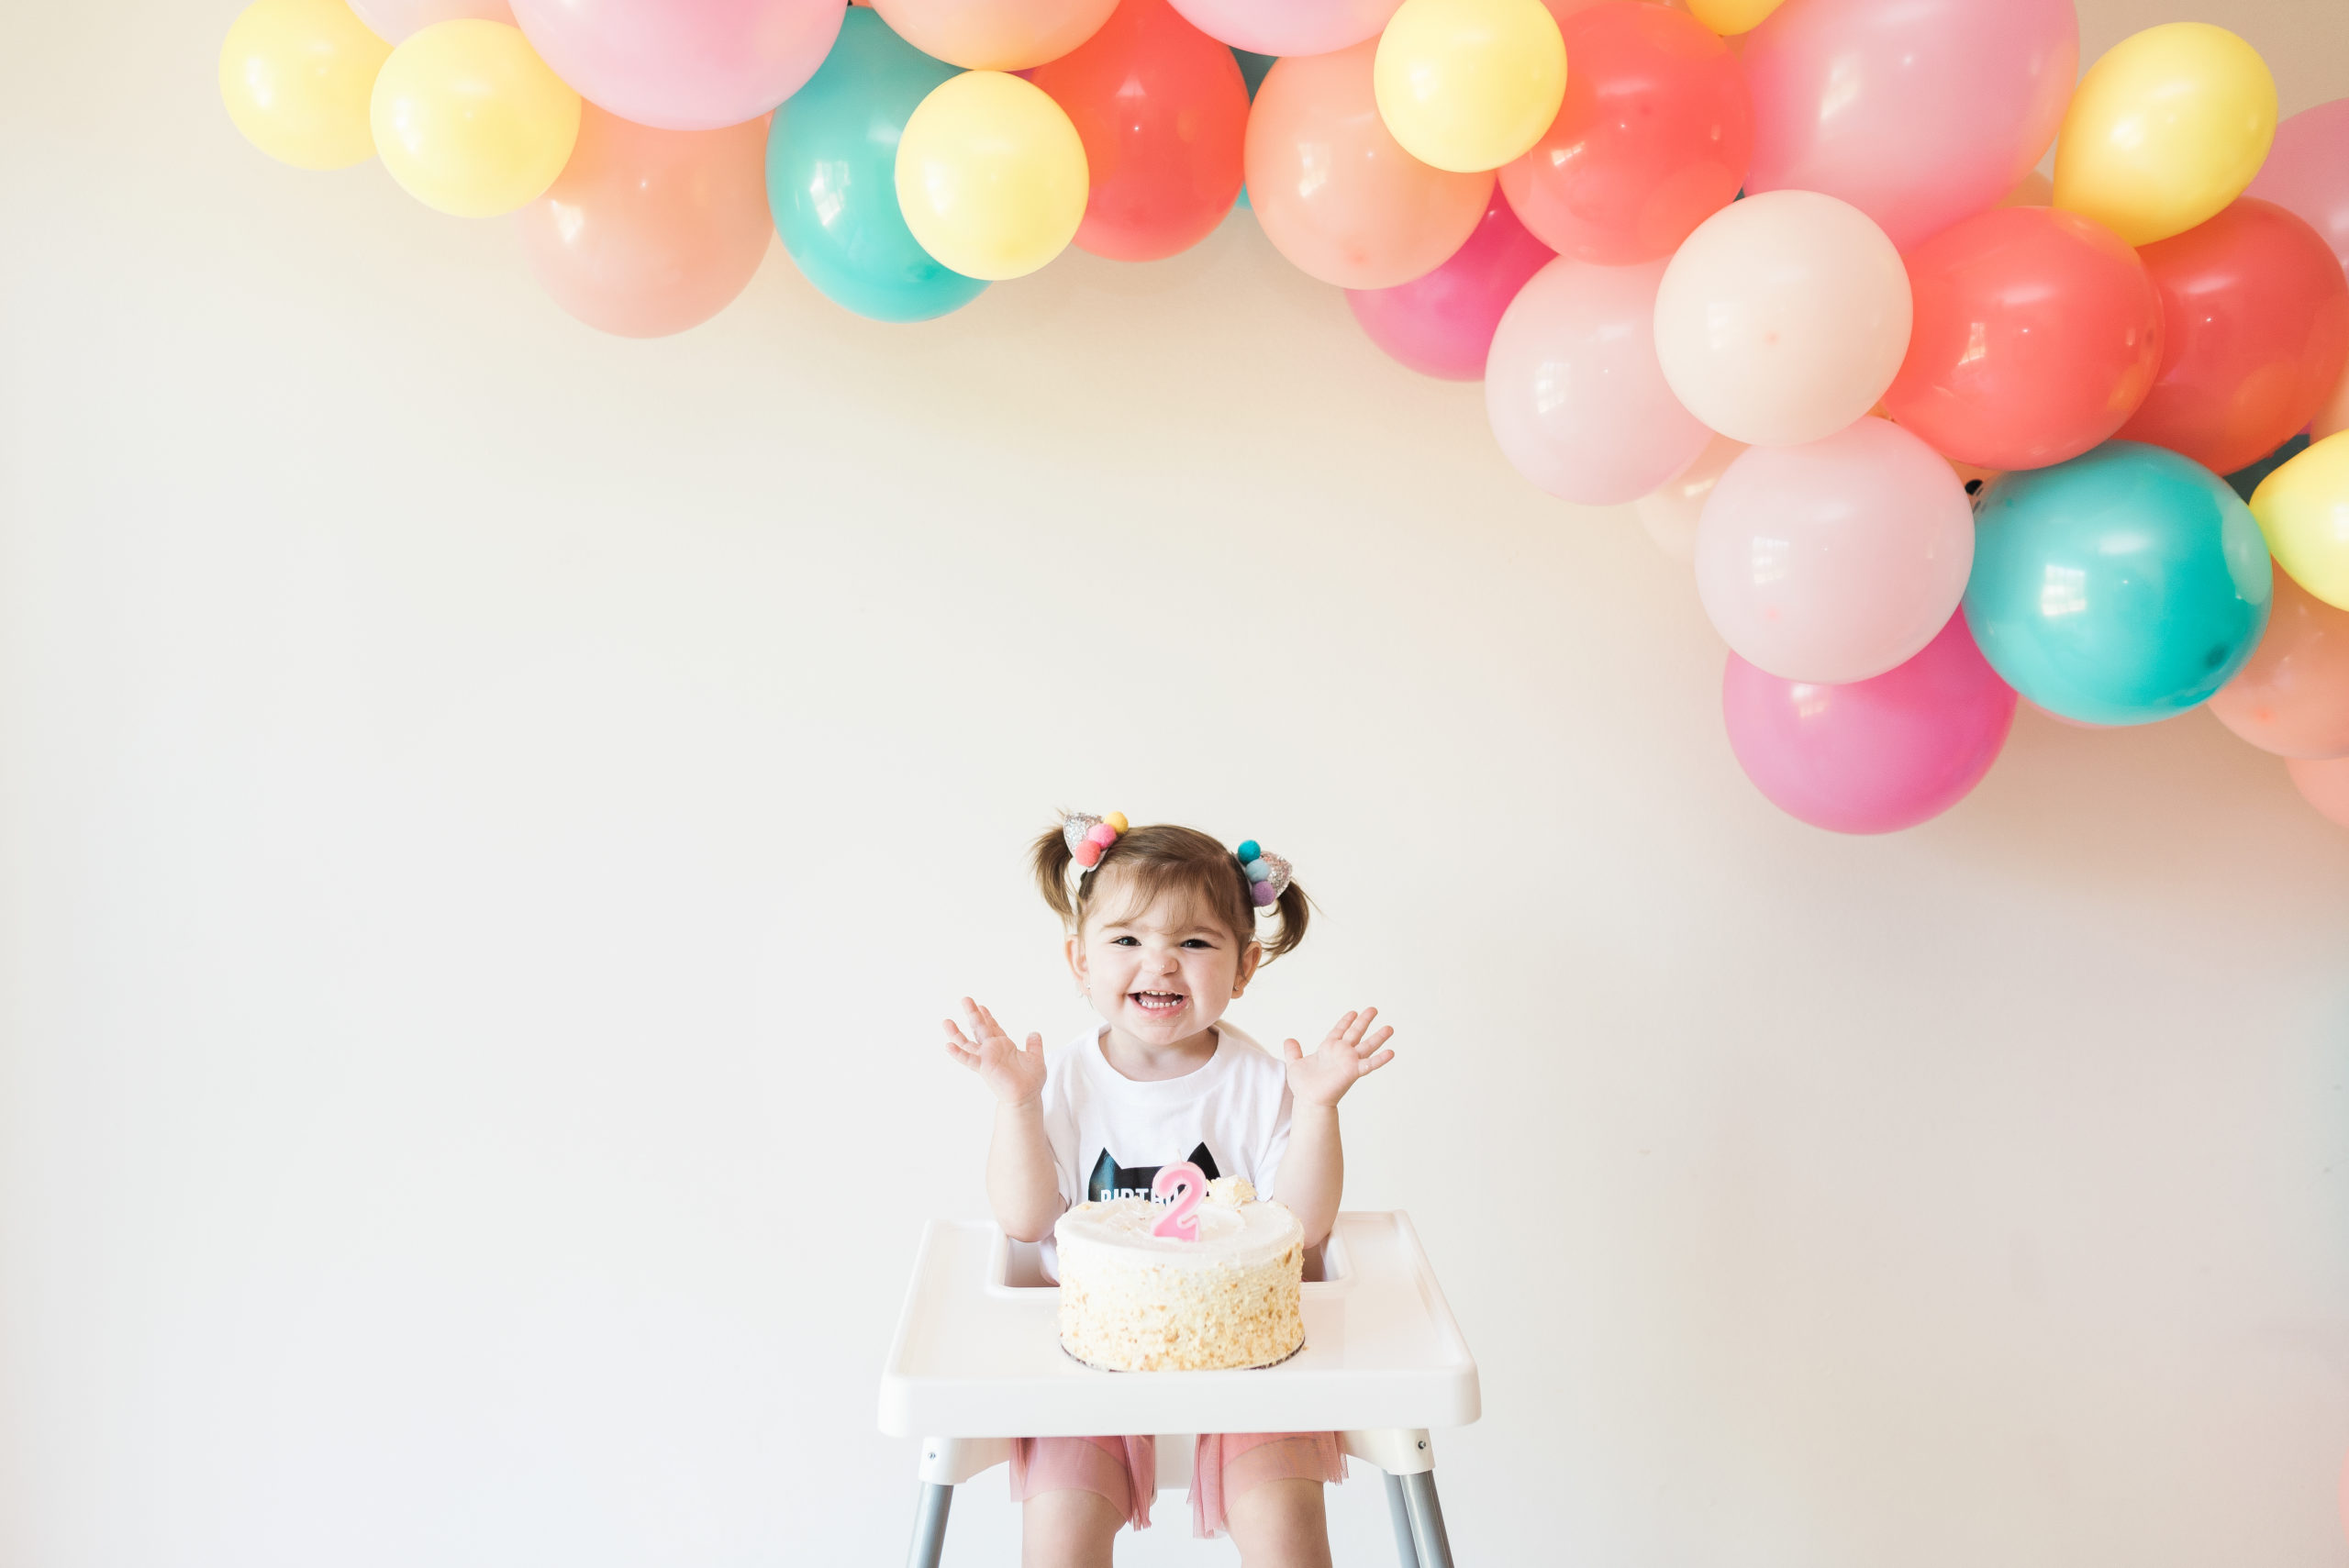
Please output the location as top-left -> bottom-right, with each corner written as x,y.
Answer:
1231,940 -> 1264,997
1065,931 -> 1086,991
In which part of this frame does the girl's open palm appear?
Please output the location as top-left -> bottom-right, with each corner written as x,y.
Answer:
942,998 -> 1048,1108
1284,1007 -> 1396,1109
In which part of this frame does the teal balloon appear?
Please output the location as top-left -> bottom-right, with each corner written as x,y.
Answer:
767,11 -> 985,325
1963,441 -> 2274,727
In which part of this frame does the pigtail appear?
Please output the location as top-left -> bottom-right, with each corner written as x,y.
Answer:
1031,821 -> 1079,927
1260,877 -> 1311,961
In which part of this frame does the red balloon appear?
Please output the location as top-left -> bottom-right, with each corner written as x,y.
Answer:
2117,198 -> 2349,476
1497,2 -> 1751,265
1883,206 -> 2163,472
1029,0 -> 1248,262
1345,190 -> 1553,380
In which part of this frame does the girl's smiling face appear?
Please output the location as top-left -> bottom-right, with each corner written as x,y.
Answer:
1068,866 -> 1261,1049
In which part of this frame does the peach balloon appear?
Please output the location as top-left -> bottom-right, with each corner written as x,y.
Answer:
2208,568 -> 2349,759
2288,753 -> 2349,827
870,0 -> 1116,70
516,106 -> 773,338
1485,256 -> 1713,506
1243,39 -> 1493,290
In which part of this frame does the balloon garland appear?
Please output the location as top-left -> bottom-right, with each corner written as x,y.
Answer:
218,0 -> 2349,837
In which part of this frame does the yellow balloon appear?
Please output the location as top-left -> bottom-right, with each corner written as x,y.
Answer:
2053,22 -> 2277,248
1687,0 -> 1783,36
1374,0 -> 1566,174
371,20 -> 580,217
219,0 -> 391,171
2251,432 -> 2349,613
895,72 -> 1088,283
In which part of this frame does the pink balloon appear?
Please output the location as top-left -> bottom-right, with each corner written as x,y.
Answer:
515,106 -> 773,339
1346,191 -> 1553,381
1696,418 -> 1976,684
1165,0 -> 1399,56
2289,754 -> 2349,828
2247,98 -> 2349,283
1723,611 -> 2017,834
1742,0 -> 2077,252
1486,254 -> 1712,506
349,0 -> 514,43
509,0 -> 845,131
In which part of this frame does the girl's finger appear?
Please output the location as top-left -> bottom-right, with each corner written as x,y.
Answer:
944,1040 -> 976,1068
1026,1032 -> 1044,1054
1321,1011 -> 1358,1048
1355,1026 -> 1395,1055
1362,1048 -> 1396,1074
1283,1038 -> 1305,1061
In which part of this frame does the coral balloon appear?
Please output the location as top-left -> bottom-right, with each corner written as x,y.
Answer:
515,106 -> 770,338
896,72 -> 1088,282
1636,432 -> 1743,562
2247,99 -> 2349,283
1723,612 -> 2017,834
1965,442 -> 2273,727
348,0 -> 510,43
509,0 -> 843,131
1166,0 -> 1400,57
2054,23 -> 2277,248
871,0 -> 1114,72
1029,0 -> 1247,262
1884,206 -> 2164,473
1653,191 -> 1912,448
1344,189 -> 1552,380
219,0 -> 392,171
2208,568 -> 2349,759
2251,432 -> 2349,614
769,10 -> 985,323
1742,0 -> 2076,252
1243,41 -> 1493,291
1373,0 -> 1565,175
1695,418 -> 1975,684
371,20 -> 579,217
2114,200 -> 2349,477
2293,754 -> 2349,828
1485,256 -> 1711,506
1498,2 -> 1750,264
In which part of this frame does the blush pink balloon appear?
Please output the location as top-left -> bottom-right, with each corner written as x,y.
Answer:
1742,0 -> 2077,252
2208,568 -> 2349,759
515,105 -> 773,338
2248,99 -> 2349,283
1486,254 -> 1713,506
1165,0 -> 1400,56
2289,754 -> 2349,828
1696,418 -> 1976,684
1723,611 -> 2017,834
1244,40 -> 1494,291
509,0 -> 845,131
1346,190 -> 1553,380
349,0 -> 514,43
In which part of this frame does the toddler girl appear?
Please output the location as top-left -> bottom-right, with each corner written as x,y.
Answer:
943,812 -> 1395,1568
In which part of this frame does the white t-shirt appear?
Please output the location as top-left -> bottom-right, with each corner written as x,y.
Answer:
1039,1020 -> 1296,1218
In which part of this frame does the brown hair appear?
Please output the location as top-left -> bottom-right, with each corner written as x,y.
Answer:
1031,818 -> 1310,961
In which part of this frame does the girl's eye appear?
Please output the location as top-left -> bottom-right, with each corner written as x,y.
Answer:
1112,936 -> 1140,946
1183,939 -> 1213,949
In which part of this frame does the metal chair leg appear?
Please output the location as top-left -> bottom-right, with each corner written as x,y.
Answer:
1384,1471 -> 1424,1568
906,1481 -> 952,1568
1399,1470 -> 1454,1568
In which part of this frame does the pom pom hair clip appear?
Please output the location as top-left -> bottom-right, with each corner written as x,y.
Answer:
1235,839 -> 1293,908
1061,810 -> 1129,869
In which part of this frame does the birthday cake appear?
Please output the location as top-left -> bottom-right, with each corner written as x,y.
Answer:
1055,1176 -> 1306,1372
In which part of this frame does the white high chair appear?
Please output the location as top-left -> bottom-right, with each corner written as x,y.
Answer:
879,1212 -> 1480,1566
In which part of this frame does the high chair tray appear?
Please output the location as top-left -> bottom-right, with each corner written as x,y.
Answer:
877,1210 -> 1480,1439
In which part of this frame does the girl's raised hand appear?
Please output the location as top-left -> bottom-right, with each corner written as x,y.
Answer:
942,997 -> 1048,1109
1283,1006 -> 1396,1109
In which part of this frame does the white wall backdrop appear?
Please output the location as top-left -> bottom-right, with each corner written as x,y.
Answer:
6,3 -> 2349,1565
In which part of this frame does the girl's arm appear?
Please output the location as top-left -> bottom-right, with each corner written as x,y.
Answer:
943,999 -> 1065,1243
1277,1007 -> 1397,1251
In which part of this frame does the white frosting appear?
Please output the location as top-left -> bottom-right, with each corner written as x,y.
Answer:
1056,1195 -> 1301,1267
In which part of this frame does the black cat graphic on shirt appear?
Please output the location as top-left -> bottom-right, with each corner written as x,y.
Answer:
1086,1143 -> 1221,1204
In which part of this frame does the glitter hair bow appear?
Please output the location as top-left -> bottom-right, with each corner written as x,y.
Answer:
1061,810 -> 1128,869
1234,839 -> 1292,908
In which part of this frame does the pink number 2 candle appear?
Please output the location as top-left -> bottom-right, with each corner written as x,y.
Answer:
1151,1161 -> 1207,1241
